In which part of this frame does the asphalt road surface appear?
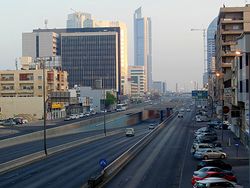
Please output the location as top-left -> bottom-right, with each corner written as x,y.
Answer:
0,122 -> 154,188
106,109 -> 197,188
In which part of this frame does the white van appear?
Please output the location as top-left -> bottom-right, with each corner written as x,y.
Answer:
125,128 -> 135,137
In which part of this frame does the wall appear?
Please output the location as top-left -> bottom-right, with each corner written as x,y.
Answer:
0,97 -> 43,119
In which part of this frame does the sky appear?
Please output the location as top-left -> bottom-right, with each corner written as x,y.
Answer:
0,0 -> 248,91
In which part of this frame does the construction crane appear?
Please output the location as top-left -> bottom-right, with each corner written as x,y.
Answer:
191,28 -> 207,74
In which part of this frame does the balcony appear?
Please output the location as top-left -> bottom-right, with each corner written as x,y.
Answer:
221,18 -> 243,24
221,62 -> 231,68
221,29 -> 243,35
221,50 -> 237,57
222,41 -> 237,46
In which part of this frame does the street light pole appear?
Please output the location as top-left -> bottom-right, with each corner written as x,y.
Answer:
42,59 -> 48,156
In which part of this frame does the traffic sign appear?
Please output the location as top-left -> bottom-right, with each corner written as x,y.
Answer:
99,159 -> 107,169
192,90 -> 208,99
223,106 -> 230,114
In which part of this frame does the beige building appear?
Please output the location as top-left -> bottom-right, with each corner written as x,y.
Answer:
128,66 -> 146,97
0,66 -> 68,119
215,5 -> 250,121
22,32 -> 59,59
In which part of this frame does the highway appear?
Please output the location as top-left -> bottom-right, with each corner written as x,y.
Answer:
0,122 -> 152,188
106,108 -> 197,188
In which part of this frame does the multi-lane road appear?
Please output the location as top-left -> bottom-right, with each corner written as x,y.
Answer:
0,123 -> 151,188
106,107 -> 196,188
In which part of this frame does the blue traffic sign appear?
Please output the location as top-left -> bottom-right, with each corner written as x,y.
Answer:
99,159 -> 107,169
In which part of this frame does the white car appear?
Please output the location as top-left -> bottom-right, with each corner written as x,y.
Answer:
125,128 -> 135,137
178,113 -> 184,118
193,177 -> 242,188
191,143 -> 222,154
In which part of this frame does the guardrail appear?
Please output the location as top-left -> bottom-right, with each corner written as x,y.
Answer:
84,112 -> 178,188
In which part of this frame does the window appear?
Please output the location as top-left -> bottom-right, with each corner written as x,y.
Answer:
239,56 -> 243,69
240,81 -> 243,93
246,79 -> 249,93
38,86 -> 42,90
246,53 -> 249,66
38,76 -> 42,80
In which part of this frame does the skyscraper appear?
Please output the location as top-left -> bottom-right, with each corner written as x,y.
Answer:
67,12 -> 93,28
134,7 -> 152,91
207,17 -> 217,74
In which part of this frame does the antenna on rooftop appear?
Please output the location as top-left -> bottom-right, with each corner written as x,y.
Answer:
44,19 -> 48,29
15,58 -> 18,70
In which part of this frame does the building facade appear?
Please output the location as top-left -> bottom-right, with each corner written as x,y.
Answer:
215,5 -> 250,122
134,7 -> 152,91
235,32 -> 250,146
128,66 -> 146,97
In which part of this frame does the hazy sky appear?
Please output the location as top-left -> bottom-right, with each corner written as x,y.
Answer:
0,0 -> 247,90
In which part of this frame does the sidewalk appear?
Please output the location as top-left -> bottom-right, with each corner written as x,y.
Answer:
218,129 -> 249,187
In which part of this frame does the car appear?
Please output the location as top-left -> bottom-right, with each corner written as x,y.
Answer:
195,133 -> 218,142
194,128 -> 216,137
186,108 -> 191,112
194,148 -> 227,160
69,114 -> 77,120
64,116 -> 71,121
193,166 -> 233,175
2,119 -> 16,126
125,128 -> 135,137
180,108 -> 185,112
193,177 -> 242,188
196,159 -> 232,171
148,123 -> 156,130
79,113 -> 85,118
191,143 -> 222,154
207,120 -> 222,128
192,171 -> 237,185
13,117 -> 24,124
178,113 -> 184,118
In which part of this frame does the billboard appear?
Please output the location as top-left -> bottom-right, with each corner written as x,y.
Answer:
192,90 -> 208,99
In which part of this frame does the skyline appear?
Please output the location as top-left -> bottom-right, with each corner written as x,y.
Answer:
0,0 -> 247,90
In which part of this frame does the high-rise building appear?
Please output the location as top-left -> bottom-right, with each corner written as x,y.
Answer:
207,17 -> 218,74
67,12 -> 93,28
134,7 -> 152,91
23,28 -> 124,95
92,21 -> 128,95
215,4 -> 250,122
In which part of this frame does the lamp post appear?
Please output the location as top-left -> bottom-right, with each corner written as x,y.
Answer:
102,80 -> 107,136
215,72 -> 224,142
41,58 -> 48,156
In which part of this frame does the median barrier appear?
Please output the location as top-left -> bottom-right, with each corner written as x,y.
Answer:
0,109 -> 141,149
85,112 -> 177,188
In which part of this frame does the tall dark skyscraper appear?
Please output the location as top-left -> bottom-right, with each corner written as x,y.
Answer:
207,17 -> 217,74
134,7 -> 152,91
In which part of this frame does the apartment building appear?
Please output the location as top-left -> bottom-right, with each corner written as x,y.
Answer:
128,66 -> 146,97
215,4 -> 250,122
235,32 -> 250,146
0,68 -> 68,119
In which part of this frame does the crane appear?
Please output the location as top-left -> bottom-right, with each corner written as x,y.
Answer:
191,28 -> 207,74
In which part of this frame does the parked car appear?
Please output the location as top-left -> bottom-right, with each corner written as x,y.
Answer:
186,108 -> 191,112
195,133 -> 218,142
191,143 -> 222,154
125,128 -> 135,137
2,119 -> 16,126
207,120 -> 222,128
196,159 -> 232,171
194,148 -> 227,160
192,171 -> 237,185
64,116 -> 71,121
195,127 -> 216,136
193,177 -> 242,188
13,117 -> 23,124
193,166 -> 233,175
79,113 -> 85,118
69,114 -> 77,120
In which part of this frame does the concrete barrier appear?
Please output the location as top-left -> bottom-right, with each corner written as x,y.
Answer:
84,112 -> 177,188
0,110 -> 141,149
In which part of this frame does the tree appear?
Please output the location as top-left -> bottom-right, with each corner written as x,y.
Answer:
105,92 -> 117,108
